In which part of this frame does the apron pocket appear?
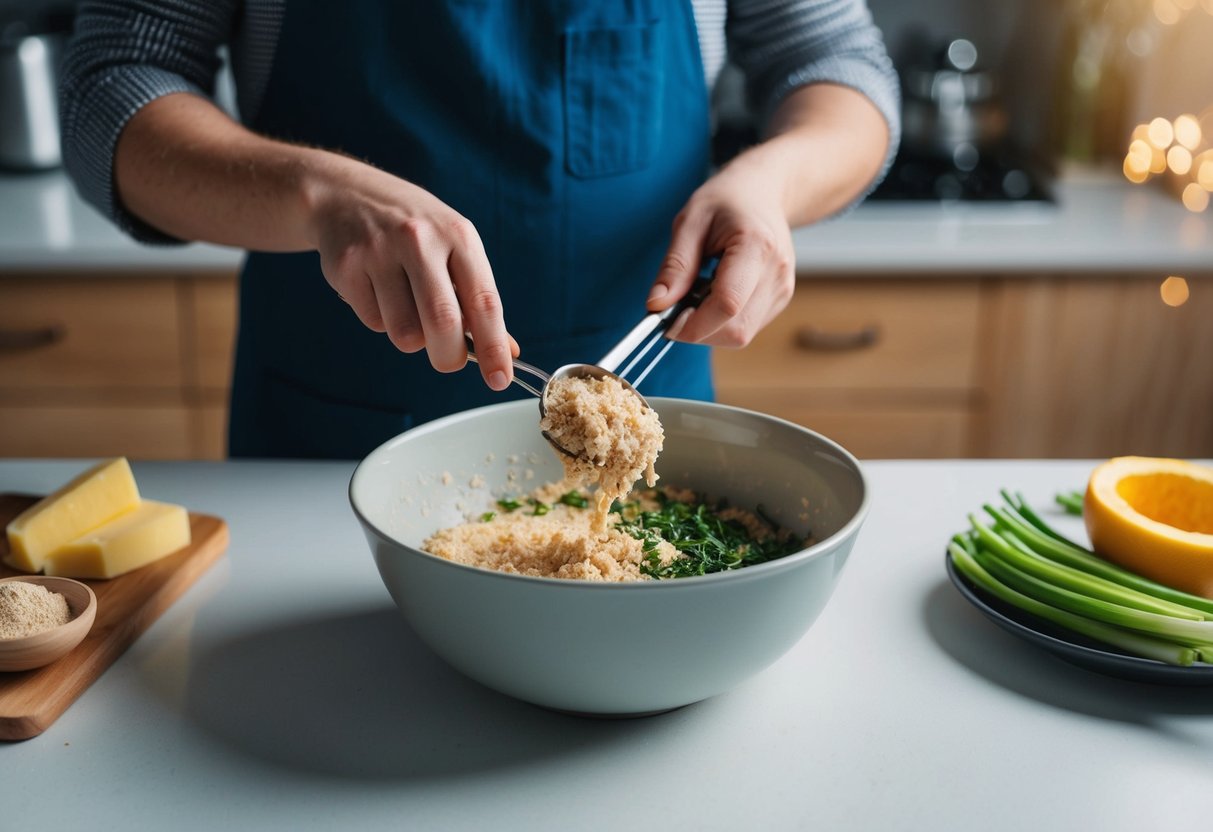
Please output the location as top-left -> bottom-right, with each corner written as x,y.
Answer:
563,21 -> 665,178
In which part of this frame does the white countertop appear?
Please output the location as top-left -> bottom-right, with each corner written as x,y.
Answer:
3,458 -> 1210,831
798,167 -> 1213,274
0,166 -> 1211,274
0,171 -> 244,272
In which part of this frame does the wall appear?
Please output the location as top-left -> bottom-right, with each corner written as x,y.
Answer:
1129,12 -> 1213,128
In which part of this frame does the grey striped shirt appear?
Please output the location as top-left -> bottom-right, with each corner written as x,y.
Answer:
61,0 -> 900,244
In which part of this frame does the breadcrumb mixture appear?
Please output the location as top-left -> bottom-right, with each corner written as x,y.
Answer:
423,484 -> 678,581
539,374 -> 663,531
420,375 -> 711,581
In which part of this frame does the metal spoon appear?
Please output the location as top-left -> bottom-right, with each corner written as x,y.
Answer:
465,341 -> 630,460
466,257 -> 718,460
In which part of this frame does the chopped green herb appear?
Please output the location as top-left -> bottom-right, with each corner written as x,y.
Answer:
496,498 -> 523,512
614,493 -> 803,580
479,512 -> 496,523
559,491 -> 590,509
529,499 -> 550,516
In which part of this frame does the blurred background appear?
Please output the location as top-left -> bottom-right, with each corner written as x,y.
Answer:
0,0 -> 1211,460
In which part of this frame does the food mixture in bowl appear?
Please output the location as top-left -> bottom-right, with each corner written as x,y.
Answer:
423,375 -> 805,581
423,484 -> 805,581
539,374 -> 663,531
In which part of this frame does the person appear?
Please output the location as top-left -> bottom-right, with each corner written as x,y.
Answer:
60,1 -> 899,459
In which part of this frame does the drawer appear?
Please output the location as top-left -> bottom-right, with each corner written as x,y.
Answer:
713,280 -> 982,393
0,277 -> 184,393
0,404 -> 194,459
717,390 -> 974,459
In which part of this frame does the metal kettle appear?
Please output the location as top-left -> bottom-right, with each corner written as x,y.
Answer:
901,38 -> 1009,167
0,16 -> 69,170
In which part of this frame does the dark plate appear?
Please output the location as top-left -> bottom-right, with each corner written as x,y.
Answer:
944,552 -> 1213,686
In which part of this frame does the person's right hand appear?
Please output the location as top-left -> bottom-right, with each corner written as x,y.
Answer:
303,154 -> 516,391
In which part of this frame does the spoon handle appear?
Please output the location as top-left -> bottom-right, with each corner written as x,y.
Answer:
464,335 -> 550,398
597,255 -> 719,374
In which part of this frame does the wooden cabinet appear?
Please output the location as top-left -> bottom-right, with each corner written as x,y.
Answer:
0,272 -> 237,460
976,275 -> 1213,458
713,280 -> 984,458
2,270 -> 1210,460
715,272 -> 1213,460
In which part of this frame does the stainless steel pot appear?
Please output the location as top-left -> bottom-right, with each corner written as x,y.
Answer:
0,20 -> 67,170
901,38 -> 1008,167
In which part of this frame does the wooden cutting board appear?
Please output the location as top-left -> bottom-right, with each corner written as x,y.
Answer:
0,494 -> 228,741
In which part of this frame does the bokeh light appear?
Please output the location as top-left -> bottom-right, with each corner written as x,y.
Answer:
1122,109 -> 1213,197
1124,155 -> 1150,183
1154,0 -> 1183,24
1149,146 -> 1169,174
1167,145 -> 1193,175
1147,117 -> 1175,148
1128,139 -> 1154,165
1198,152 -> 1213,190
1160,276 -> 1190,307
1173,114 -> 1203,150
1182,183 -> 1210,212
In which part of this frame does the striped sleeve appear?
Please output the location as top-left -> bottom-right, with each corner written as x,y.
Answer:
60,0 -> 241,243
726,0 -> 900,202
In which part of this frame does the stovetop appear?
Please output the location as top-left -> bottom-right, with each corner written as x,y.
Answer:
710,120 -> 1054,204
868,148 -> 1053,202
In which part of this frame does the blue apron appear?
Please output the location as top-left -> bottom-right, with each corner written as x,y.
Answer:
230,0 -> 714,458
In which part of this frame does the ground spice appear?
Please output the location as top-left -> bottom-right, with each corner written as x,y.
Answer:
0,581 -> 72,639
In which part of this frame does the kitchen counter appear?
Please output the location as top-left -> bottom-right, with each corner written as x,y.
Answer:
797,167 -> 1213,274
0,171 -> 244,272
2,458 -> 1210,831
1,166 -> 1210,274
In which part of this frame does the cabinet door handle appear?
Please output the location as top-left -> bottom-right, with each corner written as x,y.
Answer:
795,325 -> 880,352
0,324 -> 66,352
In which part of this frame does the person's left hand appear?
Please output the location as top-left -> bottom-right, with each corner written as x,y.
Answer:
646,153 -> 796,347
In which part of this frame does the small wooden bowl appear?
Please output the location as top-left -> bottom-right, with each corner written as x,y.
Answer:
0,576 -> 97,672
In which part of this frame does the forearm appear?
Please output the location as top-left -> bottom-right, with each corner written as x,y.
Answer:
114,92 -> 334,250
730,83 -> 890,228
115,91 -> 517,387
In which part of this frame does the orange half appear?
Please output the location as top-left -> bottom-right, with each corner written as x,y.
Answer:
1084,457 -> 1213,598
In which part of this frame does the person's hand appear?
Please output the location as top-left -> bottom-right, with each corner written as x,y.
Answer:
646,152 -> 796,348
304,154 -> 517,390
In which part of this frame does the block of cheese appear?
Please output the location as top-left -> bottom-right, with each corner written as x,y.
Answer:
4,457 -> 141,573
43,500 -> 192,580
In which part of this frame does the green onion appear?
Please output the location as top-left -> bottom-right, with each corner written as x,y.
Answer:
496,498 -> 523,513
479,511 -> 496,522
971,546 -> 1213,649
968,515 -> 1207,621
948,543 -> 1198,666
1055,490 -> 1085,516
529,499 -> 550,516
949,491 -> 1213,666
984,502 -> 1213,616
1001,489 -> 1083,548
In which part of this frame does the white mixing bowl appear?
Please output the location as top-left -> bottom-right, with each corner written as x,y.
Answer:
350,398 -> 869,716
